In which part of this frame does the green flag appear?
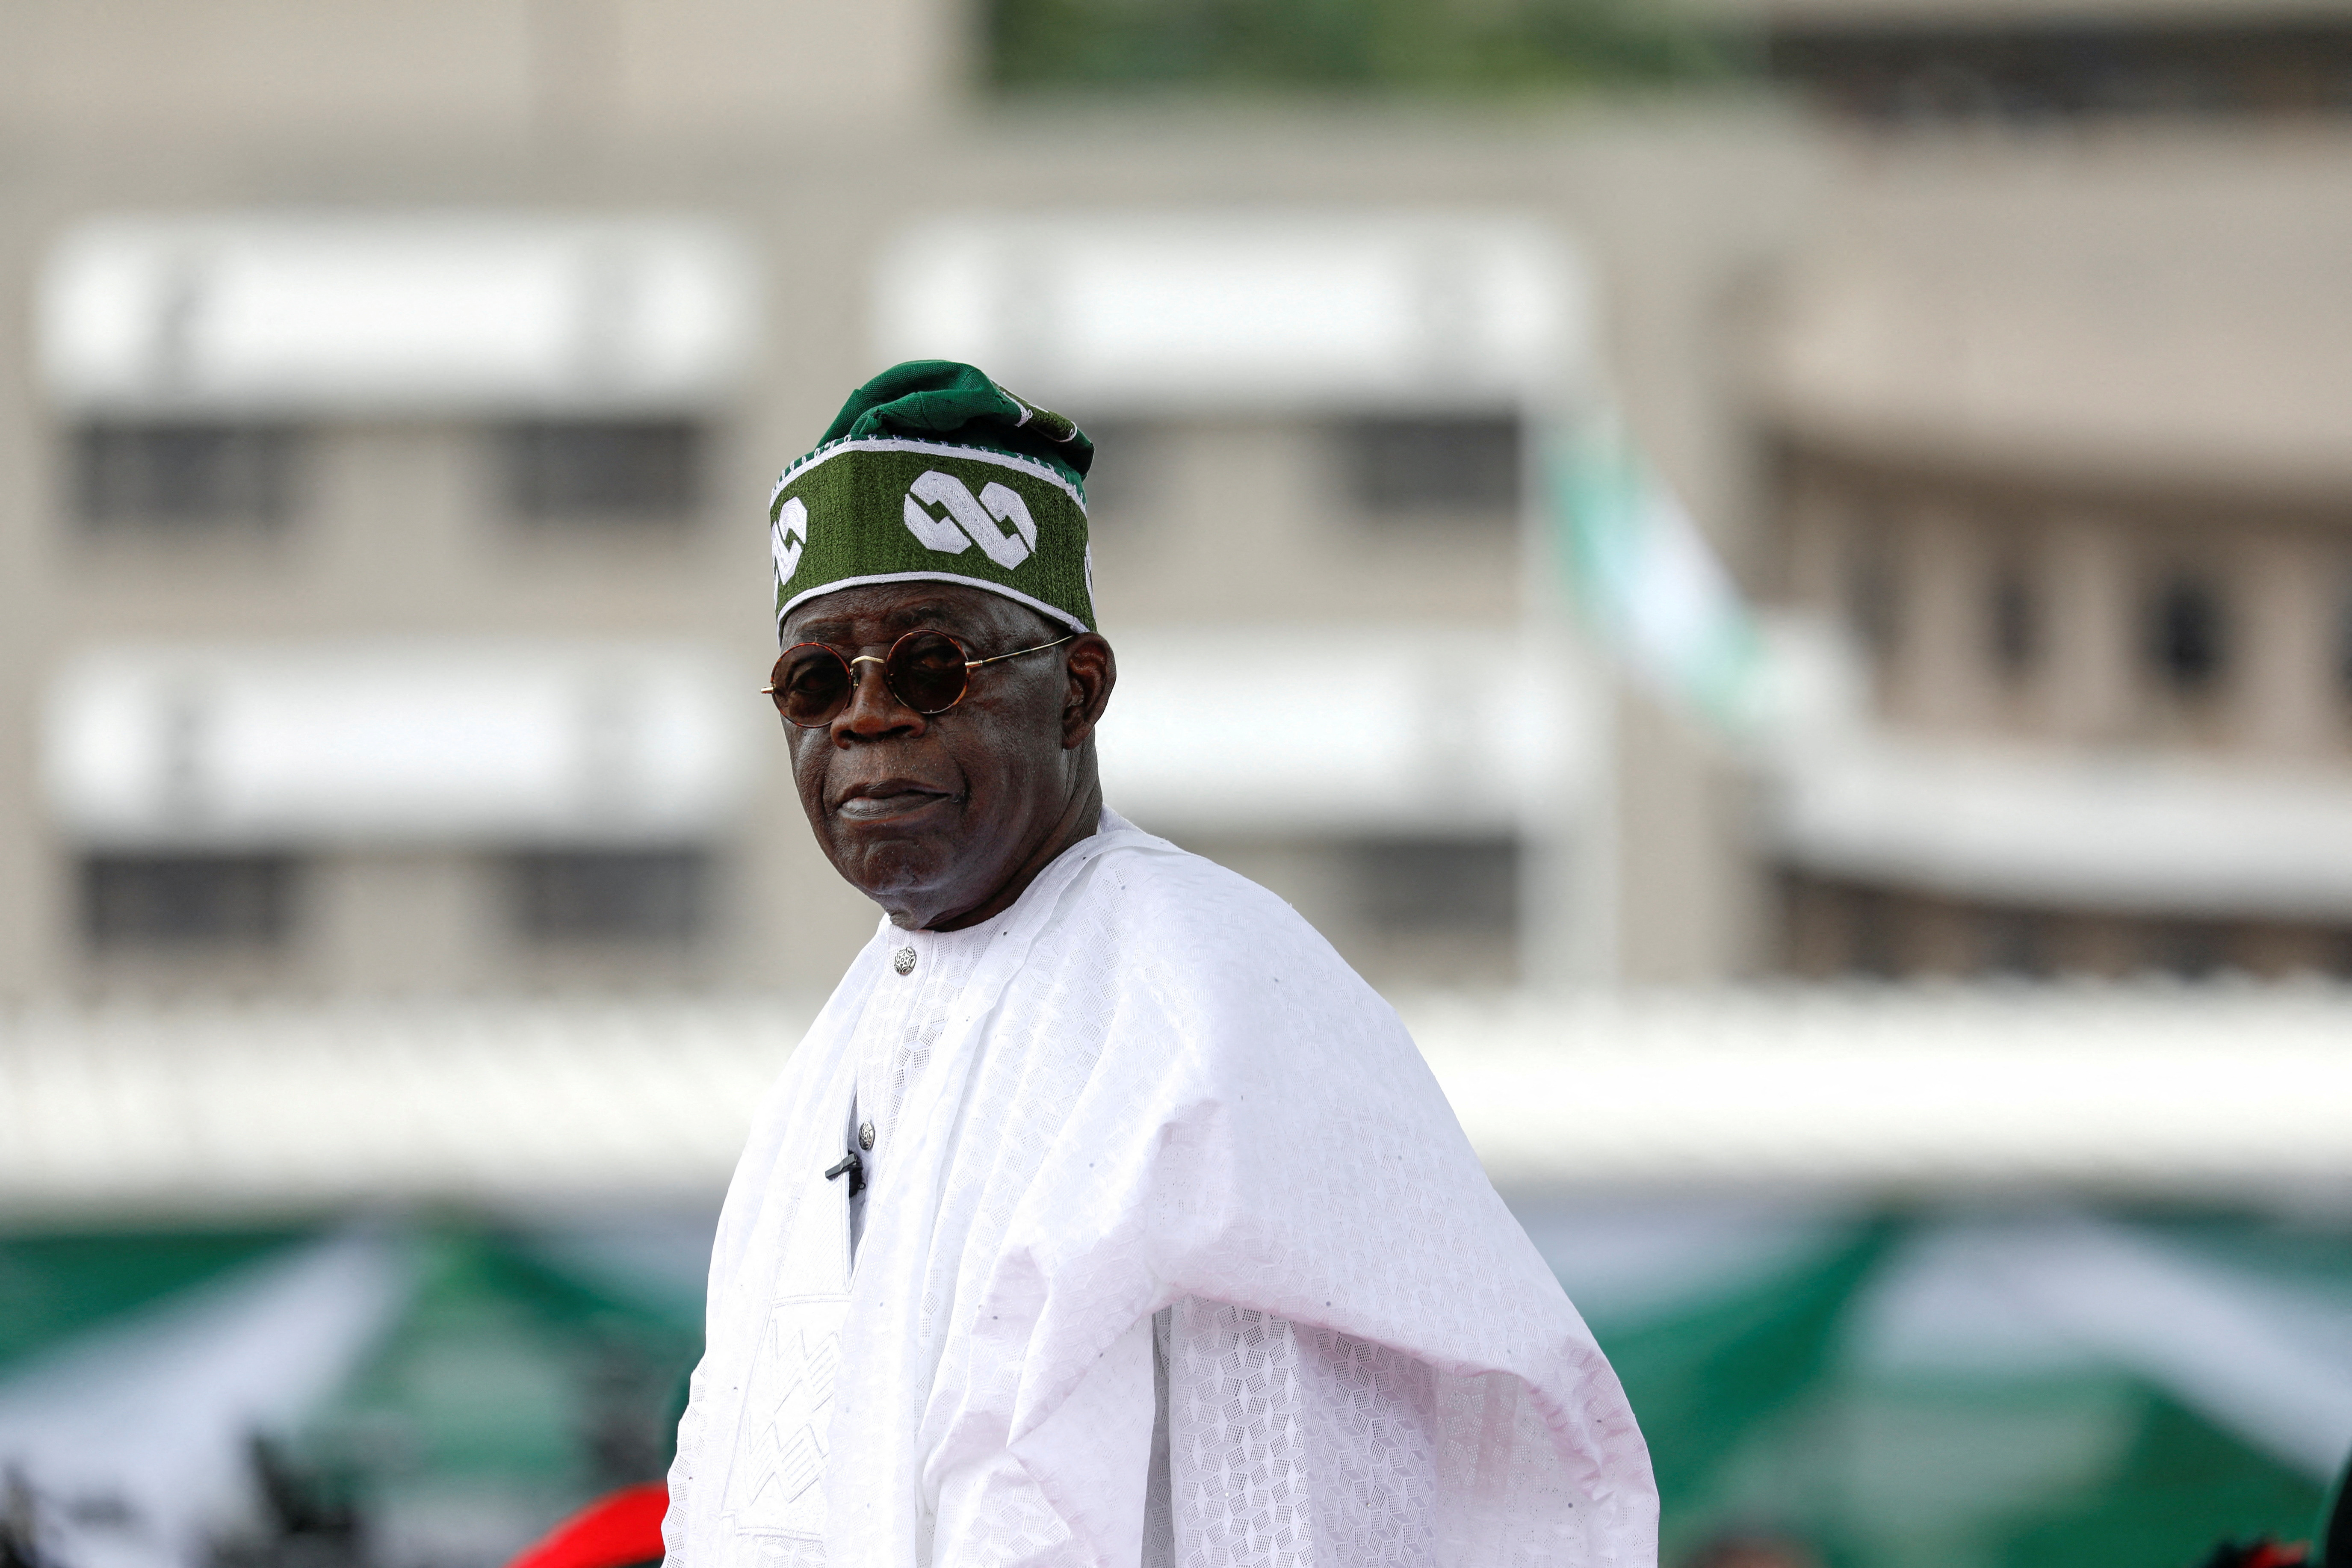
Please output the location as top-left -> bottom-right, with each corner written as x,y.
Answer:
1552,417 -> 1764,734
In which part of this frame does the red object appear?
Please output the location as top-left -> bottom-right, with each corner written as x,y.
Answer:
2241,1545 -> 2311,1568
2203,1540 -> 2312,1568
506,1482 -> 669,1568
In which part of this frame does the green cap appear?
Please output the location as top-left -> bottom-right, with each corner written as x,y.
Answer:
769,361 -> 1096,638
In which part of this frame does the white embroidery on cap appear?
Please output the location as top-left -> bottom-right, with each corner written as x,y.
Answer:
771,496 -> 808,582
902,470 -> 1034,569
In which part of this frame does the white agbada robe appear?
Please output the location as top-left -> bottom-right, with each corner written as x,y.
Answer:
665,811 -> 1655,1568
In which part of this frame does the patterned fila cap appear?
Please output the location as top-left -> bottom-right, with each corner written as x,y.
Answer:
768,360 -> 1096,639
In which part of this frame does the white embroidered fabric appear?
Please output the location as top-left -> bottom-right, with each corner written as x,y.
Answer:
667,812 -> 1654,1568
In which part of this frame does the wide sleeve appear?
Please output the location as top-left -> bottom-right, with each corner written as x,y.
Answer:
987,854 -> 1656,1568
1158,1298 -> 1450,1564
930,1309 -> 1160,1567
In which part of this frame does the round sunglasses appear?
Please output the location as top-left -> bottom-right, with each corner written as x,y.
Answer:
764,629 -> 1075,728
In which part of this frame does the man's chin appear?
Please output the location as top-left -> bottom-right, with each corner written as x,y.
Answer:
832,831 -> 1021,928
824,794 -> 961,862
832,833 -> 955,904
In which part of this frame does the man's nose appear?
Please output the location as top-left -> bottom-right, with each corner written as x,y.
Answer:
833,656 -> 922,741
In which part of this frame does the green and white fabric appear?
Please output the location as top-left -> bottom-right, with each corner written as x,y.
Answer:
770,361 -> 1096,637
0,1220 -> 703,1568
0,1206 -> 2344,1568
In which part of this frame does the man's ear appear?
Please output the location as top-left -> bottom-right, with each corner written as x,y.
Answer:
1061,635 -> 1116,749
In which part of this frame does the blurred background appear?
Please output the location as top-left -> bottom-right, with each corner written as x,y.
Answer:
2,0 -> 2350,1566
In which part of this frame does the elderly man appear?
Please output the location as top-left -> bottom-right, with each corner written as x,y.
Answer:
664,362 -> 1654,1567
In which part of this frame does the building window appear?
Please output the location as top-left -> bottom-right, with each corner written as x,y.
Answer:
1980,909 -> 2048,977
2147,920 -> 2228,979
1769,20 -> 2352,125
2149,574 -> 2227,694
502,421 -> 703,521
1987,560 -> 2039,678
1847,886 -> 1901,977
2334,591 -> 2352,704
511,850 -> 706,942
1846,542 -> 1901,659
82,854 -> 295,948
1341,415 -> 1522,517
74,423 -> 295,526
1353,836 -> 1518,936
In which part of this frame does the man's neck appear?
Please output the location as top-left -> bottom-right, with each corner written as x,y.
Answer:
920,780 -> 1104,933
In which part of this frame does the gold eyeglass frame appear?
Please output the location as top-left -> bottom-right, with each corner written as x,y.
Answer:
762,629 -> 1075,727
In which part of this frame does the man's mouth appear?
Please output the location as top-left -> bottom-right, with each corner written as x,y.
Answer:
834,779 -> 959,823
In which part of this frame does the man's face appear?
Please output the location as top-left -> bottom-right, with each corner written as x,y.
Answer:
779,582 -> 1111,930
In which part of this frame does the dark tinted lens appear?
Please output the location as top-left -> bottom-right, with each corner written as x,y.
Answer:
886,631 -> 969,714
773,644 -> 852,726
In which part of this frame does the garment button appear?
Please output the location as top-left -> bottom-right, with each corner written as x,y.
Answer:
859,1120 -> 876,1151
893,946 -> 916,975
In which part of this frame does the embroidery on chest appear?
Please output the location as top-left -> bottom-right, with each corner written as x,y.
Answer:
717,1101 -> 857,1548
721,1295 -> 849,1541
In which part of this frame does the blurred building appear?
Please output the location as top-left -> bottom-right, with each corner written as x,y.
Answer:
6,0 -> 2352,1005
0,0 -> 1811,1004
1736,0 -> 2352,978
0,0 -> 974,1004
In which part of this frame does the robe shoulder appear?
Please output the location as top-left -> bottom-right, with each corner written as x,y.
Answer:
1066,836 -> 1401,1033
1034,835 -> 1457,1175
999,833 -> 1587,1391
